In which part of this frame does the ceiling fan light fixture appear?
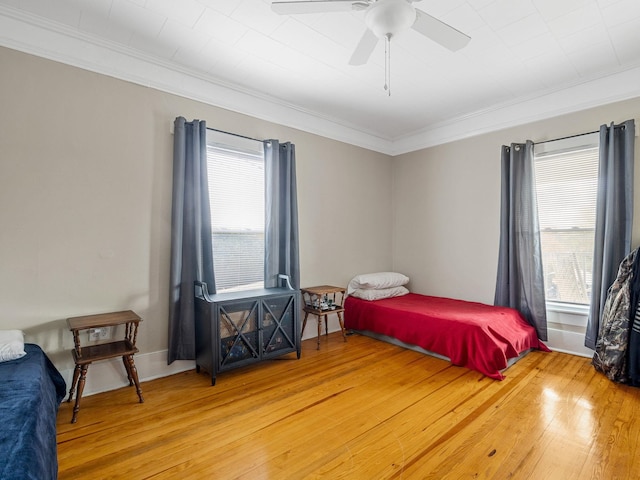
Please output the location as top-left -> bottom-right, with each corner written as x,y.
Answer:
365,0 -> 416,38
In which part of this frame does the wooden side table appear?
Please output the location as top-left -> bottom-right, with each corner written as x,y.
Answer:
300,285 -> 347,349
66,310 -> 144,423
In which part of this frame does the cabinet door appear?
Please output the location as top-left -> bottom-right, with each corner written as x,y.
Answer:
217,299 -> 260,369
262,294 -> 296,356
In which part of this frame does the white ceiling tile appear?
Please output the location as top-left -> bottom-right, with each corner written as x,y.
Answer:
440,2 -> 487,34
235,29 -> 322,73
512,32 -> 563,61
195,0 -> 241,17
160,19 -> 211,58
270,18 -> 350,66
307,12 -> 365,48
145,0 -> 206,28
467,0 -> 498,10
556,23 -> 609,53
230,0 -> 286,36
600,0 -> 640,26
532,0 -> 596,21
416,0 -> 469,18
201,37 -> 245,74
596,0 -> 624,7
523,51 -> 580,87
477,0 -> 537,30
488,64 -> 547,98
566,41 -> 620,77
607,18 -> 640,64
110,0 -> 166,40
496,13 -> 550,47
194,8 -> 248,46
79,9 -> 132,45
460,25 -> 512,58
546,3 -> 602,38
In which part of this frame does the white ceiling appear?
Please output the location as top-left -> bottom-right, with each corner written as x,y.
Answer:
1,0 -> 640,154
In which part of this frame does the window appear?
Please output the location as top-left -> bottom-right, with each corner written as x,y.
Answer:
534,133 -> 599,307
206,131 -> 265,293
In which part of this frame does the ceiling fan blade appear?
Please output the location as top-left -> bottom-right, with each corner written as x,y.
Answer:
348,29 -> 379,65
412,9 -> 471,52
271,1 -> 356,15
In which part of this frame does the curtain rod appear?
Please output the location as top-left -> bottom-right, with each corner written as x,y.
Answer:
535,129 -> 599,146
206,127 -> 265,144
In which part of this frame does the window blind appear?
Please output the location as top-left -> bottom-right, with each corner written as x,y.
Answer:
534,140 -> 599,306
206,137 -> 265,293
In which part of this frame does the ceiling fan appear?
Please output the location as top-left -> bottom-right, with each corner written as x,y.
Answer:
271,0 -> 471,95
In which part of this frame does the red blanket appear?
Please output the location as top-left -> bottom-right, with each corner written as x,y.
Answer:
344,293 -> 549,380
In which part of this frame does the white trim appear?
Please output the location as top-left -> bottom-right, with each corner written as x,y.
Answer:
546,325 -> 593,358
546,301 -> 589,316
58,350 -> 195,397
2,4 -> 640,155
0,5 -> 392,155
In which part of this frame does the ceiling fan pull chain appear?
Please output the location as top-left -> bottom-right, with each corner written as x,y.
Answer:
384,33 -> 391,96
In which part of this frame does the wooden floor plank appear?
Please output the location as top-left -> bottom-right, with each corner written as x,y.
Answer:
56,332 -> 640,480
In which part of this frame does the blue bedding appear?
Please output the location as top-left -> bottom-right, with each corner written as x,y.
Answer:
0,344 -> 66,480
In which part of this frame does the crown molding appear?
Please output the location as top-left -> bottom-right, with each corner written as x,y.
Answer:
0,5 -> 393,154
391,64 -> 640,155
2,4 -> 640,157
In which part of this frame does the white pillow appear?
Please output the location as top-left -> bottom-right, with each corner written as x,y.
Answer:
0,330 -> 26,362
351,286 -> 410,301
347,272 -> 409,294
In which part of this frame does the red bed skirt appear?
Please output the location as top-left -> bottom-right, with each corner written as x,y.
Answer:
344,293 -> 549,380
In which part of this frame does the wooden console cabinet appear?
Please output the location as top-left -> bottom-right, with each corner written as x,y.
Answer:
194,282 -> 300,385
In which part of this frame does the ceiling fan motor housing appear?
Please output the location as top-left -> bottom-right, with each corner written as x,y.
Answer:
365,0 -> 417,38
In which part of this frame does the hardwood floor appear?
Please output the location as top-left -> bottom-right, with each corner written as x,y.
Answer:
56,332 -> 640,479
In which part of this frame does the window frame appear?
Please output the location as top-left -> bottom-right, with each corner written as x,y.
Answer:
206,130 -> 266,294
533,132 -> 599,315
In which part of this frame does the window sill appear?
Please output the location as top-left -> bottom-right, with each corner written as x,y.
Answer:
546,301 -> 589,316
546,301 -> 588,329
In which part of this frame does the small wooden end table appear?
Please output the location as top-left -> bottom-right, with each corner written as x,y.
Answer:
66,310 -> 144,423
300,285 -> 347,349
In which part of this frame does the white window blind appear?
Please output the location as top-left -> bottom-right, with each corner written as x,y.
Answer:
206,131 -> 265,293
534,133 -> 599,306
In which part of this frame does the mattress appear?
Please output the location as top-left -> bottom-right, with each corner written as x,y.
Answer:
344,293 -> 549,380
0,344 -> 66,480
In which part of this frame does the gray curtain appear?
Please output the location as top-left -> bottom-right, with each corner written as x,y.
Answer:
585,120 -> 635,350
264,140 -> 300,290
168,117 -> 215,363
495,141 -> 548,340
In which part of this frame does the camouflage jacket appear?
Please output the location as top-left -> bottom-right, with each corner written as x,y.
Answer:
592,248 -> 639,383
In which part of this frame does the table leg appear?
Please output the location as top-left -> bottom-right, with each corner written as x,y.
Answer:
337,311 -> 347,342
316,316 -> 321,350
122,355 -> 134,386
67,363 -> 81,403
301,311 -> 309,336
126,355 -> 144,403
71,364 -> 89,424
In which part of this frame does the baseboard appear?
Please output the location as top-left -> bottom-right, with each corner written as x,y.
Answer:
61,322 -> 592,396
546,326 -> 593,358
59,350 -> 195,397
63,319 -> 339,397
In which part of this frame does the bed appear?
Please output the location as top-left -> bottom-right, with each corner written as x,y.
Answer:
344,293 -> 549,380
0,343 -> 66,480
